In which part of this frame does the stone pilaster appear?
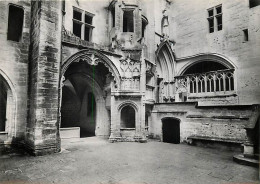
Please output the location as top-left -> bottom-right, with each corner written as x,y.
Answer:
26,0 -> 62,155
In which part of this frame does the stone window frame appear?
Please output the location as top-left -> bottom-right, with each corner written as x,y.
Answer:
72,6 -> 95,42
122,8 -> 135,33
7,3 -> 25,42
207,4 -> 223,33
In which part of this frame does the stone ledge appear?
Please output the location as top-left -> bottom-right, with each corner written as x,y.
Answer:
233,154 -> 259,168
187,135 -> 244,144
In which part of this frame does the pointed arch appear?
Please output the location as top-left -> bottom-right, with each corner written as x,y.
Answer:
0,69 -> 17,140
155,41 -> 176,81
61,49 -> 121,87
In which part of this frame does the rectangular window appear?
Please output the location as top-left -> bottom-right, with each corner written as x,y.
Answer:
207,8 -> 214,33
207,5 -> 222,33
249,0 -> 260,8
111,6 -> 115,27
73,10 -> 82,21
123,10 -> 134,32
7,5 -> 24,42
142,17 -> 148,38
72,8 -> 94,42
243,29 -> 249,41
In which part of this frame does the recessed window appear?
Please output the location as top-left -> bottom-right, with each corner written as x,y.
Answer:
111,6 -> 115,27
142,17 -> 148,38
121,105 -> 135,128
73,10 -> 82,21
249,0 -> 260,8
123,10 -> 134,32
243,29 -> 249,41
207,5 -> 222,33
72,8 -> 94,41
7,5 -> 24,42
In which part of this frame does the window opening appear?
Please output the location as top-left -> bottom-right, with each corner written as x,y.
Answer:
123,10 -> 134,32
7,5 -> 24,42
72,8 -> 94,41
249,0 -> 260,8
243,29 -> 249,41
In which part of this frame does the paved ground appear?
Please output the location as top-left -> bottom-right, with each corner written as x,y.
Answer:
0,137 -> 259,184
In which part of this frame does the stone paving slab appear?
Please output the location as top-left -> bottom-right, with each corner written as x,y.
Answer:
0,137 -> 259,184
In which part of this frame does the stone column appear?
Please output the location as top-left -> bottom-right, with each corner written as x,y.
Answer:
243,128 -> 255,158
109,95 -> 121,142
26,1 -> 62,155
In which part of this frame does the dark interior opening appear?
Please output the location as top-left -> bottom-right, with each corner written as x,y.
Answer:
142,18 -> 147,38
84,26 -> 90,41
73,10 -> 82,21
253,118 -> 259,155
85,14 -> 93,24
7,5 -> 24,42
61,62 -> 110,138
216,15 -> 222,31
208,18 -> 214,33
0,77 -> 7,132
73,22 -> 81,38
121,105 -> 135,128
243,29 -> 249,41
162,118 -> 180,144
183,61 -> 227,75
111,6 -> 115,27
123,10 -> 134,32
249,0 -> 260,8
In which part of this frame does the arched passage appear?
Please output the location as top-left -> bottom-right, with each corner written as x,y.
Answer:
61,60 -> 113,138
0,72 -> 16,141
162,118 -> 180,144
60,49 -> 121,139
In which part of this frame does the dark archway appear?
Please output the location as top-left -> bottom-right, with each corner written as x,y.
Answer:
162,118 -> 180,144
121,105 -> 135,128
183,61 -> 228,75
61,60 -> 111,138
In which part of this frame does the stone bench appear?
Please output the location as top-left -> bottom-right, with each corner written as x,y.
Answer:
187,135 -> 243,145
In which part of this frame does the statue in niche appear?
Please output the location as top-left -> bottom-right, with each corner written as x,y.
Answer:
161,9 -> 169,39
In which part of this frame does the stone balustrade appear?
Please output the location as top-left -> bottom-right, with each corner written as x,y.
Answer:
175,69 -> 235,98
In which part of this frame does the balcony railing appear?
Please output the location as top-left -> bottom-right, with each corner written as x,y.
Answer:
175,69 -> 235,98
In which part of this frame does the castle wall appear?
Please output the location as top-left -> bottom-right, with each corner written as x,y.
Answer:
0,1 -> 31,141
150,103 -> 258,143
165,0 -> 260,105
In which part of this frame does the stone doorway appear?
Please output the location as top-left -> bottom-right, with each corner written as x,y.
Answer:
162,118 -> 180,144
60,60 -> 112,139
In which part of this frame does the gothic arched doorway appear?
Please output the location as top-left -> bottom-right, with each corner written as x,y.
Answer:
0,72 -> 16,142
60,60 -> 115,138
162,118 -> 180,144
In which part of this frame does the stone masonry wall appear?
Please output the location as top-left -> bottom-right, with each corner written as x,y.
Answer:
150,103 -> 258,143
26,1 -> 62,155
166,0 -> 260,105
0,1 -> 31,141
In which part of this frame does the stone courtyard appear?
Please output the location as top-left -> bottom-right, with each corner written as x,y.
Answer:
0,137 -> 258,184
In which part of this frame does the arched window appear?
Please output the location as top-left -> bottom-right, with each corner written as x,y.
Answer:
179,60 -> 234,94
121,105 -> 135,128
0,78 -> 7,131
